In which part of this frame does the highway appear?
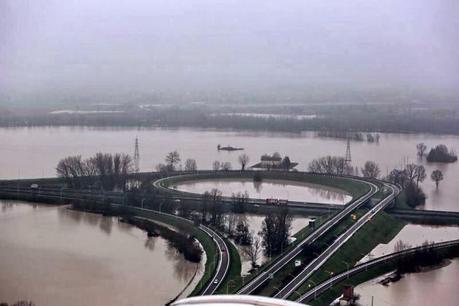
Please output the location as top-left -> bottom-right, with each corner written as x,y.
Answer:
274,183 -> 399,299
297,238 -> 459,303
0,177 -> 377,296
199,226 -> 230,295
236,179 -> 378,295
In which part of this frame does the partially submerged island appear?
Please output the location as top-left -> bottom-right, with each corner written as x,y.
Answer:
426,144 -> 457,163
217,144 -> 244,151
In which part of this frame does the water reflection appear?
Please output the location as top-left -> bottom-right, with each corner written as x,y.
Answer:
1,127 -> 459,211
0,201 -> 204,306
144,236 -> 156,251
174,179 -> 351,204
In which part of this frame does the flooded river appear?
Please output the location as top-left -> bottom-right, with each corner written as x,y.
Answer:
0,127 -> 458,304
1,127 -> 458,211
0,200 -> 202,306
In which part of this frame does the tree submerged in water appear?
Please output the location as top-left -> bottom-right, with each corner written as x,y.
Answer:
426,145 -> 457,163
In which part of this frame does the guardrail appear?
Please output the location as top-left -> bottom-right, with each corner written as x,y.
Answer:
236,179 -> 378,295
297,238 -> 459,303
274,183 -> 398,299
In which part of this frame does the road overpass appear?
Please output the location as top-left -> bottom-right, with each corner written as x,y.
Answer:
274,183 -> 399,299
236,179 -> 378,295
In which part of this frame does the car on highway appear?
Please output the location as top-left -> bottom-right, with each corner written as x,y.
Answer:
213,278 -> 219,284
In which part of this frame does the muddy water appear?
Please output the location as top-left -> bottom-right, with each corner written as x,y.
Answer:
355,224 -> 459,305
1,127 -> 458,211
355,258 -> 459,306
172,178 -> 351,204
0,201 -> 202,306
1,127 -> 459,303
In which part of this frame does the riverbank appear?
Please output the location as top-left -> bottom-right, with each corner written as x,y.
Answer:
0,200 -> 201,306
70,200 -> 220,297
293,211 -> 406,304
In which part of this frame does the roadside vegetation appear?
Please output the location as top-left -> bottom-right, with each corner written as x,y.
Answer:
306,239 -> 459,306
292,211 -> 406,303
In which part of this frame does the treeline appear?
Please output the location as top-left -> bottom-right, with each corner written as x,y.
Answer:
129,217 -> 202,262
394,240 -> 459,274
56,153 -> 133,190
317,131 -> 380,143
386,164 -> 427,208
3,103 -> 459,135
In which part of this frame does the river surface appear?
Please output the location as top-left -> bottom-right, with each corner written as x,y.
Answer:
0,200 -> 202,306
1,127 -> 459,303
355,258 -> 459,306
172,178 -> 351,204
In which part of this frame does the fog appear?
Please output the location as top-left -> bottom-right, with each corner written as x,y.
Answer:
1,0 -> 458,106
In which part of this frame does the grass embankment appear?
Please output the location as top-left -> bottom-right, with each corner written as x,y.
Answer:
157,171 -> 370,201
253,208 -> 369,296
391,190 -> 412,210
216,238 -> 242,294
293,211 -> 406,305
307,242 -> 459,306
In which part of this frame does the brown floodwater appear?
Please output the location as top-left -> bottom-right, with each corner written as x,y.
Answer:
0,127 -> 459,303
172,178 -> 351,204
0,200 -> 203,306
1,127 -> 458,211
355,258 -> 459,306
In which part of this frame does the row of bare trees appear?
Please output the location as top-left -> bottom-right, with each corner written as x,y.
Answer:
56,153 -> 133,190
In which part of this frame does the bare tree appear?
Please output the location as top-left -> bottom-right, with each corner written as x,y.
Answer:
259,204 -> 291,255
417,143 -> 427,158
415,165 -> 426,186
238,154 -> 250,171
242,233 -> 262,269
405,163 -> 418,183
361,161 -> 380,178
308,156 -> 347,175
184,158 -> 197,171
431,169 -> 444,189
221,161 -> 232,171
57,152 -> 133,190
165,151 -> 181,171
212,160 -> 221,171
209,188 -> 223,227
56,155 -> 87,187
394,240 -> 412,252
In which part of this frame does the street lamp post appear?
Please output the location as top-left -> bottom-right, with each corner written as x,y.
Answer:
308,280 -> 318,299
342,260 -> 350,279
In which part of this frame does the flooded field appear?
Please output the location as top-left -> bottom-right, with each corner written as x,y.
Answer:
1,127 -> 458,211
0,127 -> 458,303
355,258 -> 459,306
172,178 -> 351,204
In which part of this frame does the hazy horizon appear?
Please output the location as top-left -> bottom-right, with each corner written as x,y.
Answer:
1,0 -> 458,107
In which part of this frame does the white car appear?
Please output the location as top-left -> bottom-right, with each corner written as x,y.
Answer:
213,279 -> 219,284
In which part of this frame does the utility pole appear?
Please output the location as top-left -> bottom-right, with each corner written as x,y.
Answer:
345,137 -> 352,164
134,137 -> 140,173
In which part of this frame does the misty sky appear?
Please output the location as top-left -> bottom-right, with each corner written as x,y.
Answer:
1,0 -> 458,106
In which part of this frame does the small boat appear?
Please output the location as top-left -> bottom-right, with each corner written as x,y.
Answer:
217,144 -> 244,151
